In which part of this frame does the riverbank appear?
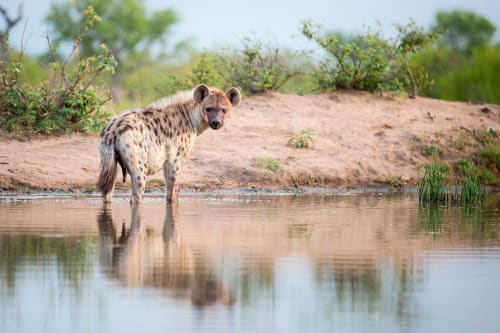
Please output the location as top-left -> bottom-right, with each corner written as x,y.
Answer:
1,91 -> 499,192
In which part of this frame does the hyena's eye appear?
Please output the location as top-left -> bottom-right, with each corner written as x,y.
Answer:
206,107 -> 214,113
221,108 -> 227,114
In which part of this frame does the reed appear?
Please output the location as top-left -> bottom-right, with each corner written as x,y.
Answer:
458,169 -> 486,205
418,161 -> 449,204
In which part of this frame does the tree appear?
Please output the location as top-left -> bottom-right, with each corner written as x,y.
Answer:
45,0 -> 179,100
0,5 -> 22,70
432,10 -> 496,53
413,10 -> 500,103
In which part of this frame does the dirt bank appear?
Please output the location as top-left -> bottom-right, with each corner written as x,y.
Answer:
0,91 -> 499,193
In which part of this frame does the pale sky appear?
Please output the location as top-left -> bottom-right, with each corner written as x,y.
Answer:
3,0 -> 500,55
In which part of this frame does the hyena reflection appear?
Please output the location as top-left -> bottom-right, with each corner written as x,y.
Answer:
97,84 -> 241,203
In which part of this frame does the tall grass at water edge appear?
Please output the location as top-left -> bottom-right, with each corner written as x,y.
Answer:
418,161 -> 449,204
458,170 -> 486,205
419,161 -> 486,206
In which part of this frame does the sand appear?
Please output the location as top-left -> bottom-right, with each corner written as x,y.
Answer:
0,90 -> 498,192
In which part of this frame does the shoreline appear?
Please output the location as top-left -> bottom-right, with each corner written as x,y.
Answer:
1,91 -> 499,194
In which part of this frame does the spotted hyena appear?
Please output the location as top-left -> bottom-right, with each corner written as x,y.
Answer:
97,84 -> 241,204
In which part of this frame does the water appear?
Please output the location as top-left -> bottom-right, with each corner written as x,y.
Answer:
1,193 -> 500,333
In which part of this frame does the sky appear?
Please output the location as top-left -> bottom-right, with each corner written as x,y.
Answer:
2,0 -> 500,56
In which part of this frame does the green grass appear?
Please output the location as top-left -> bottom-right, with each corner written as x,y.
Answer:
459,171 -> 485,205
419,159 -> 489,206
287,128 -> 315,149
421,145 -> 442,156
478,147 -> 500,167
255,157 -> 280,172
418,161 -> 450,204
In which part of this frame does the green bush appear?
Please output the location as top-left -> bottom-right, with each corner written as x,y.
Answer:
414,46 -> 500,103
157,38 -> 307,97
301,20 -> 439,96
0,6 -> 115,134
218,38 -> 306,95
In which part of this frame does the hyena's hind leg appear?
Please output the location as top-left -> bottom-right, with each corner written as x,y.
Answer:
115,137 -> 146,204
103,184 -> 115,204
97,141 -> 118,204
102,153 -> 128,204
127,156 -> 147,205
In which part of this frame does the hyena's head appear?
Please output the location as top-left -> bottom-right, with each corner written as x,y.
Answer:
194,84 -> 241,130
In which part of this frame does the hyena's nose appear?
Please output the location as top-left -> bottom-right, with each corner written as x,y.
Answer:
210,119 -> 222,128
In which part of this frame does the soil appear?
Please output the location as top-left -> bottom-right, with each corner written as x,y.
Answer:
1,90 -> 499,193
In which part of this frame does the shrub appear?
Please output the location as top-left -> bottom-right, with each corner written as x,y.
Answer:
0,6 -> 115,134
414,46 -> 500,103
301,20 -> 439,96
217,38 -> 306,95
287,128 -> 315,149
157,38 -> 307,97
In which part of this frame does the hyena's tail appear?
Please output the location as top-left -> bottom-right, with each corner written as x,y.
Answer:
97,139 -> 118,198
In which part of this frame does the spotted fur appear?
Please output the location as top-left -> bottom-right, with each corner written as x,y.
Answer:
97,84 -> 241,204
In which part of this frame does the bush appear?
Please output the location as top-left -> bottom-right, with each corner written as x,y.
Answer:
217,38 -> 306,95
157,38 -> 307,97
0,6 -> 115,134
301,20 -> 439,96
414,46 -> 500,103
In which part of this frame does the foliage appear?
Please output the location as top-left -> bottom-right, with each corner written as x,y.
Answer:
287,128 -> 315,149
301,20 -> 439,96
459,169 -> 486,205
45,0 -> 178,65
157,38 -> 307,97
478,148 -> 500,168
218,38 -> 307,95
421,145 -> 442,156
477,142 -> 500,183
414,10 -> 500,103
431,10 -> 496,53
255,157 -> 279,172
418,161 -> 450,204
414,46 -> 500,103
0,6 -> 115,134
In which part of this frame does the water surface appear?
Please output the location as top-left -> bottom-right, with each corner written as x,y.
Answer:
1,193 -> 499,333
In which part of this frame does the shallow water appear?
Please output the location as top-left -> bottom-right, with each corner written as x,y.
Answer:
1,193 -> 500,333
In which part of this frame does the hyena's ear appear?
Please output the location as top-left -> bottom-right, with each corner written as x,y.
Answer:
226,87 -> 241,107
193,84 -> 210,103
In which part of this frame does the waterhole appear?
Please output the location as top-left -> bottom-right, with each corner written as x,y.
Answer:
1,193 -> 499,332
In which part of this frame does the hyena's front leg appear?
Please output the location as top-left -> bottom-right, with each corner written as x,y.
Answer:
163,148 -> 191,203
163,160 -> 179,203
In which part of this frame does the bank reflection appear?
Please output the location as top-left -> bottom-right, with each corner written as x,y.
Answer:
90,195 -> 500,323
97,204 -> 231,307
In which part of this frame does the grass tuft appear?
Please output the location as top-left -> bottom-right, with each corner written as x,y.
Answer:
418,161 -> 449,204
287,128 -> 315,149
255,157 -> 280,172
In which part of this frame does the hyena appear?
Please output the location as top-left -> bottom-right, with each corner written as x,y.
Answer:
97,84 -> 241,204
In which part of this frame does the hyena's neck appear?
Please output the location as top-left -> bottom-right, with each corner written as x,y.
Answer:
176,101 -> 209,136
